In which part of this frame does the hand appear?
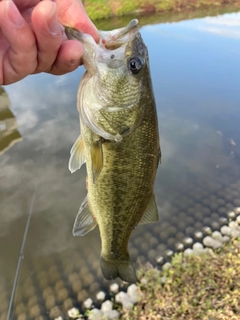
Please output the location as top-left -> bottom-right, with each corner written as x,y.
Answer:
0,0 -> 99,85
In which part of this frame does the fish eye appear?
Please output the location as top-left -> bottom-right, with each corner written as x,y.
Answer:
129,57 -> 143,74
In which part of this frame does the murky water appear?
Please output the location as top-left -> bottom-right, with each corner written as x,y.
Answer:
1,9 -> 240,320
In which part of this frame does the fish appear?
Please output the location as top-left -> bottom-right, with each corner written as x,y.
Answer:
65,19 -> 161,283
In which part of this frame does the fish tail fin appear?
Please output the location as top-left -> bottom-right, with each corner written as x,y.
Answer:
100,255 -> 137,283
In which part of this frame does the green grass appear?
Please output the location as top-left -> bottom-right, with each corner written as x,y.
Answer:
83,0 -> 112,20
121,239 -> 240,319
83,0 -> 240,20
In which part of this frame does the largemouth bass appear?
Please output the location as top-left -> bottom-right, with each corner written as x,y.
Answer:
65,20 -> 161,283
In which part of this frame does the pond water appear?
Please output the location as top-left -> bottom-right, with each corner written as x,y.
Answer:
0,8 -> 240,320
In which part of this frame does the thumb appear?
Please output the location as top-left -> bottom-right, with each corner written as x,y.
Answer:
54,0 -> 99,43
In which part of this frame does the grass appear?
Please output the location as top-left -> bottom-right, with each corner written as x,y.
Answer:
121,239 -> 240,319
93,4 -> 240,30
82,0 -> 240,20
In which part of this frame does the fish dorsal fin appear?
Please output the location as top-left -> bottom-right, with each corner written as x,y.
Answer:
69,135 -> 86,173
91,139 -> 104,183
138,193 -> 159,225
73,195 -> 97,236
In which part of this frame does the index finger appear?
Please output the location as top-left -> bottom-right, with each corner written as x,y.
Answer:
10,0 -> 40,10
54,0 -> 99,43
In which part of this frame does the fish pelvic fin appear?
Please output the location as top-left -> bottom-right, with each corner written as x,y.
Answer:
100,256 -> 137,283
69,135 -> 86,173
73,195 -> 97,236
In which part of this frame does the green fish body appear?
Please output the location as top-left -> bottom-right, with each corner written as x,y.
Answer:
66,20 -> 161,283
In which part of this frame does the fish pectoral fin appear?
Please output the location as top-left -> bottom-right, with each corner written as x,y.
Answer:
73,195 -> 97,236
69,135 -> 86,173
91,139 -> 104,183
138,193 -> 159,225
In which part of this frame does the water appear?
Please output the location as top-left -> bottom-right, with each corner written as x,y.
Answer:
0,9 -> 240,319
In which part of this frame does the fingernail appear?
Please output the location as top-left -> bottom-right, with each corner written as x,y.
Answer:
47,3 -> 59,36
6,0 -> 24,27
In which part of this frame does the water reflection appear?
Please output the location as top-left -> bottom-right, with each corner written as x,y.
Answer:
0,10 -> 240,320
0,87 -> 22,155
200,13 -> 240,38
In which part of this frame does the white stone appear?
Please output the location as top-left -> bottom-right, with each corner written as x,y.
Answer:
194,231 -> 203,239
127,284 -> 142,304
230,228 -> 240,238
203,236 -> 222,249
109,283 -> 119,294
211,231 -> 223,241
104,310 -> 120,320
222,224 -> 240,238
140,277 -> 148,285
220,225 -> 231,236
88,308 -> 103,320
101,300 -> 113,313
83,298 -> 93,309
228,221 -> 240,230
183,248 -> 193,256
175,242 -> 184,251
165,249 -> 174,258
191,243 -> 206,256
235,207 -> 240,214
161,276 -> 167,284
202,248 -> 211,254
203,227 -> 212,235
183,237 -> 193,245
228,220 -> 240,237
221,235 -> 230,243
236,215 -> 240,225
96,291 -> 106,302
68,307 -> 80,318
162,262 -> 171,270
115,291 -> 133,310
227,211 -> 236,219
192,242 -> 203,250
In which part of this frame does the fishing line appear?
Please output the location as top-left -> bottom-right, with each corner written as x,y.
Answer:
6,153 -> 44,320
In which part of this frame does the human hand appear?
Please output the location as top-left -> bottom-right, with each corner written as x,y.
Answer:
0,0 -> 99,85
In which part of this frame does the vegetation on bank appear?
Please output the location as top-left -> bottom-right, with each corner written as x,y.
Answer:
121,239 -> 240,319
83,0 -> 240,20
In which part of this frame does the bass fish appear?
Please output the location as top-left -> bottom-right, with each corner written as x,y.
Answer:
65,20 -> 161,283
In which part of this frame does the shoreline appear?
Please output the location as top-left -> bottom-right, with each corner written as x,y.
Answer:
83,0 -> 240,21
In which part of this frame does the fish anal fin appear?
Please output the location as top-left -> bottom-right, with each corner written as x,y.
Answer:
73,195 -> 97,236
91,139 -> 104,183
100,256 -> 137,283
69,135 -> 86,173
138,193 -> 159,225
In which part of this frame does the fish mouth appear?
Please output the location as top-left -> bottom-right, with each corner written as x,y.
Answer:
100,19 -> 139,50
64,20 -> 140,72
96,20 -> 140,68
